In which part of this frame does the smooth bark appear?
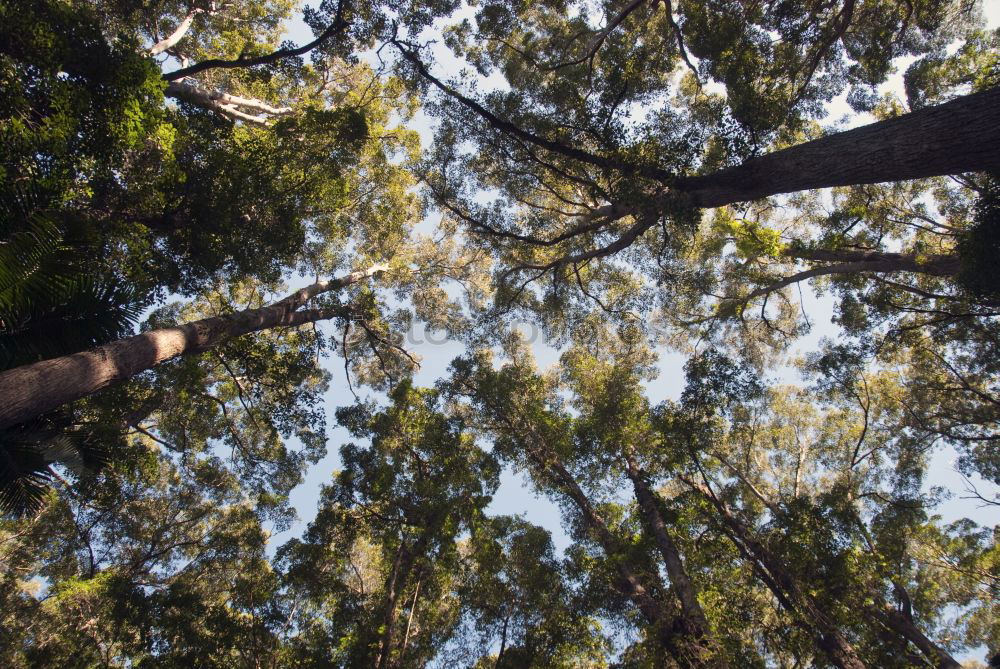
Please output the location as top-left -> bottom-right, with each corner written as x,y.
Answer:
149,9 -> 201,56
0,265 -> 386,430
165,81 -> 293,126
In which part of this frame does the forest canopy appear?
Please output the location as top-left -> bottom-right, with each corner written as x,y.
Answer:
0,0 -> 998,667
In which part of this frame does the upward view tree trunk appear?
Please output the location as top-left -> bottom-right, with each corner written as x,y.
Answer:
624,455 -> 711,631
0,265 -> 387,431
682,478 -> 867,669
676,87 -> 1000,209
493,408 -> 719,668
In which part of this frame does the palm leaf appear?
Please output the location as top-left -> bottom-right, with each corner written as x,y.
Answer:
0,415 -> 112,517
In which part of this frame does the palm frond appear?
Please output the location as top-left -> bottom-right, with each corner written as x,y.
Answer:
0,415 -> 112,517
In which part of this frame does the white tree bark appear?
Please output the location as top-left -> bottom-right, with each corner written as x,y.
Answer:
150,9 -> 203,56
165,81 -> 294,126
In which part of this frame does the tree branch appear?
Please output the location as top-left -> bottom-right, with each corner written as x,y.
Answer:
162,7 -> 348,81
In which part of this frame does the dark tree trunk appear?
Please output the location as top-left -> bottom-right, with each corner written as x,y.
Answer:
683,478 -> 867,669
625,457 -> 710,630
871,604 -> 961,669
676,87 -> 1000,208
787,249 -> 960,276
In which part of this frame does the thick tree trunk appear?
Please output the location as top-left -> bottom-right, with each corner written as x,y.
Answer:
726,250 -> 961,310
0,266 -> 386,430
625,457 -> 725,668
676,87 -> 1000,208
537,454 -> 717,667
375,543 -> 411,669
543,457 -> 666,626
787,249 -> 960,276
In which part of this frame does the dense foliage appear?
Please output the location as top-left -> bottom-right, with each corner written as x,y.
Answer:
0,0 -> 997,667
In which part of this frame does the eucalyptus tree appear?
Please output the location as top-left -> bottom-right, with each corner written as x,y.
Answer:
443,326 -> 996,667
277,381 -> 501,668
0,0 -> 476,510
450,514 -> 611,668
0,420 -> 287,668
396,0 -> 997,334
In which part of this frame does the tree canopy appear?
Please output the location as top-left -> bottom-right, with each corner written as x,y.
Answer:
1,0 -> 998,667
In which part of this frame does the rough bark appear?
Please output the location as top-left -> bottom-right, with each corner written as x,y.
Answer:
787,249 -> 960,276
521,443 -> 714,666
676,87 -> 1000,208
543,457 -> 666,625
730,251 -> 961,308
375,543 -> 410,669
624,456 -> 709,630
0,265 -> 387,430
625,457 -> 725,667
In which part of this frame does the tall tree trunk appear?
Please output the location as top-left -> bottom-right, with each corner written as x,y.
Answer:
0,265 -> 386,430
375,528 -> 436,669
624,456 -> 710,630
374,543 -> 410,669
870,603 -> 961,669
676,87 -> 1000,208
683,478 -> 867,669
149,9 -> 201,56
625,456 -> 725,667
529,449 -> 713,667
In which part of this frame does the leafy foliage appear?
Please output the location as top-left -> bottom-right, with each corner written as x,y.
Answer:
0,0 -> 998,667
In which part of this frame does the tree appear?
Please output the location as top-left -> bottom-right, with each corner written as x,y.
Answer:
398,1 -> 997,329
277,381 -> 500,668
2,1 -> 998,666
441,327 -> 993,667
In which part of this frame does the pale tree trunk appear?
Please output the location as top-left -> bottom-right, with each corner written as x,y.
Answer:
400,576 -> 421,655
676,87 -> 1000,208
0,265 -> 387,430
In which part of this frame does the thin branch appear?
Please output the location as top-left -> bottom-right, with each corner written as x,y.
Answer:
541,0 -> 651,71
163,6 -> 348,81
391,35 -> 673,183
